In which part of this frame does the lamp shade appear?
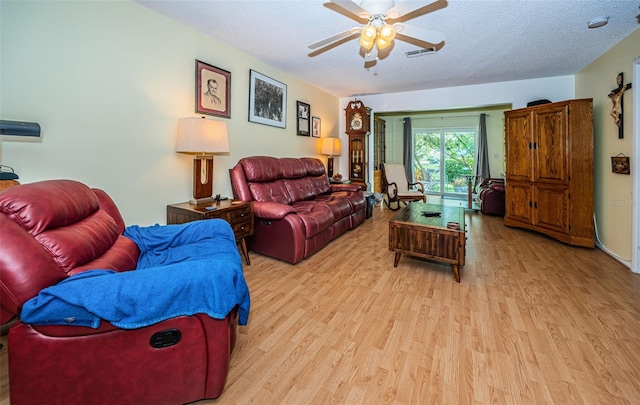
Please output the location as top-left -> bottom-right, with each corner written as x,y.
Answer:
321,137 -> 342,157
176,117 -> 229,155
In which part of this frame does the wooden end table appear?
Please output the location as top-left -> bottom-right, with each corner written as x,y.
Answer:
167,200 -> 254,265
389,202 -> 466,282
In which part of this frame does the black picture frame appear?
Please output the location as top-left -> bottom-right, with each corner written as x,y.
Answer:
196,60 -> 231,118
297,101 -> 310,136
248,70 -> 286,128
312,116 -> 321,138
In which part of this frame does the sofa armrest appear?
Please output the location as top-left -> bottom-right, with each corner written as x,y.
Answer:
331,183 -> 361,193
253,201 -> 296,219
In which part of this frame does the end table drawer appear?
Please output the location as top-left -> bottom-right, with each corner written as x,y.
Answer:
233,219 -> 252,238
230,206 -> 252,221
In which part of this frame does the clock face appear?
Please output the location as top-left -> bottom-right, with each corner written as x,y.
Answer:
350,113 -> 363,130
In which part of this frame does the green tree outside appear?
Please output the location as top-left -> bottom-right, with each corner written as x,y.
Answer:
413,129 -> 475,192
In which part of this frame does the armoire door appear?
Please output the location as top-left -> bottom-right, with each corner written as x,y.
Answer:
505,181 -> 533,224
505,109 -> 533,182
533,185 -> 569,234
533,104 -> 568,184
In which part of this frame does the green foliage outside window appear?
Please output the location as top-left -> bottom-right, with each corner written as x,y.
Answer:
413,129 -> 475,192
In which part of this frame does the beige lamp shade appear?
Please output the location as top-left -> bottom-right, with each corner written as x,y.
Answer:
176,117 -> 229,155
321,137 -> 342,157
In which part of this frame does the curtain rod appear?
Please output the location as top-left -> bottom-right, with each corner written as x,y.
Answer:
400,114 -> 489,121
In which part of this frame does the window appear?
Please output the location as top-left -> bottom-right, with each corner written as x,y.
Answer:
413,127 -> 476,196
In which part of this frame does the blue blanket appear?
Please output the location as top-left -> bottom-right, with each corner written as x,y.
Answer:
21,219 -> 250,328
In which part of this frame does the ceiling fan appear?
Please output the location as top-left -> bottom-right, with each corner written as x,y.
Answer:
308,0 -> 447,62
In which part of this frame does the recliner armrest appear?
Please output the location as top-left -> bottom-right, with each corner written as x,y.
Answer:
253,201 -> 296,219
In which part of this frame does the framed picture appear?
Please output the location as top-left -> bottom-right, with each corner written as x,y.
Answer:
248,70 -> 286,128
196,60 -> 230,118
312,116 -> 321,138
611,155 -> 630,174
297,101 -> 311,136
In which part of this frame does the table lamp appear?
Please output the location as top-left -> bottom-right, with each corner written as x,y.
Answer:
321,137 -> 341,177
320,137 -> 341,177
176,117 -> 229,205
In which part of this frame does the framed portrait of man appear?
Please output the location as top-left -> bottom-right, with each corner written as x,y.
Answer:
196,60 -> 231,118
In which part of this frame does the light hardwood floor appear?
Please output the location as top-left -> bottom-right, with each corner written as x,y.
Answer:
2,203 -> 640,404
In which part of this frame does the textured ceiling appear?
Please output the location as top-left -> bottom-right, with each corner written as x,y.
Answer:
135,0 -> 640,98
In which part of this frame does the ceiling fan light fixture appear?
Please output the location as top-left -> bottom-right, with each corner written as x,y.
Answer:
376,36 -> 393,50
360,37 -> 375,50
378,23 -> 396,41
359,25 -> 377,50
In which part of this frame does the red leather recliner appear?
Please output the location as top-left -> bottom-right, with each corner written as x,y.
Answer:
477,178 -> 505,216
0,180 -> 241,405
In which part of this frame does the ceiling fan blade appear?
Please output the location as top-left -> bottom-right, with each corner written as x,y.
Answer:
394,23 -> 445,45
386,0 -> 448,23
308,27 -> 362,50
331,0 -> 371,20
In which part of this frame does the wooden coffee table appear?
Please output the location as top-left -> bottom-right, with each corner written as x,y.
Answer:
389,203 -> 466,282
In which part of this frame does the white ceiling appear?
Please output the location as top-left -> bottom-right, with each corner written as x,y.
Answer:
136,0 -> 640,98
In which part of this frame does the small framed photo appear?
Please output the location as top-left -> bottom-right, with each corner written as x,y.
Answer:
297,101 -> 310,136
248,70 -> 286,128
196,60 -> 230,118
611,155 -> 630,174
311,116 -> 321,138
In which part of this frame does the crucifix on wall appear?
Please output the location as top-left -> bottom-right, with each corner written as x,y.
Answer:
608,72 -> 632,139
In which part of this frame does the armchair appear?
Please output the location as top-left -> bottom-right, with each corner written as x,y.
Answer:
382,163 -> 427,210
477,178 -> 505,216
0,180 -> 249,405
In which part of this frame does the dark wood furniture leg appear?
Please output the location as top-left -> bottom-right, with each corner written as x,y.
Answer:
240,238 -> 250,265
394,252 -> 402,267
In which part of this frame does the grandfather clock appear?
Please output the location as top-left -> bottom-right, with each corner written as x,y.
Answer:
344,100 -> 371,190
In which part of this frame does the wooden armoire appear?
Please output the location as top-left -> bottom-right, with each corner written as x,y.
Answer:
504,98 -> 594,247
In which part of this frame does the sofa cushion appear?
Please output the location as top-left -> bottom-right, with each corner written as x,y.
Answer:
284,178 -> 317,202
280,158 -> 307,179
0,179 -> 100,236
290,201 -> 334,238
249,180 -> 292,204
314,195 -> 352,221
0,180 -> 124,274
331,190 -> 366,212
302,158 -> 326,176
36,210 -> 120,273
241,156 -> 282,182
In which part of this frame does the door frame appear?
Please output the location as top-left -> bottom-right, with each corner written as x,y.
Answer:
632,57 -> 639,273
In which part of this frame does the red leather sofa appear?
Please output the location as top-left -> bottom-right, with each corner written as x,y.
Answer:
0,180 -> 242,405
230,156 -> 366,264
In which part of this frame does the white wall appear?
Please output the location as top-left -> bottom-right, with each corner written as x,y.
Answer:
337,76 -> 575,182
0,1 -> 338,226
